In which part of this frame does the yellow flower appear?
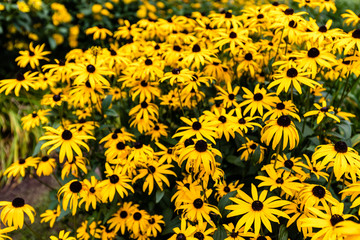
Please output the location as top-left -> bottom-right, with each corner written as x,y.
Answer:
0,198 -> 35,229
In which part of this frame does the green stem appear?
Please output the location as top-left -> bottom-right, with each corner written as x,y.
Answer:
335,73 -> 352,110
52,172 -> 62,187
273,141 -> 281,169
327,171 -> 334,190
25,221 -> 43,240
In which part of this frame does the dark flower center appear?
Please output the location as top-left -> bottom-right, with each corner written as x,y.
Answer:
148,165 -> 156,173
105,226 -> 113,233
154,125 -> 160,130
250,144 -> 257,150
29,51 -> 35,56
32,112 -> 38,118
41,156 -> 49,162
312,186 -> 326,198
173,45 -> 181,51
224,186 -> 230,192
184,138 -> 194,147
111,133 -> 118,139
140,80 -> 148,87
19,158 -> 26,164
257,14 -> 264,19
110,49 -> 117,56
89,187 -> 95,193
231,230 -> 238,237
245,53 -> 253,61
192,121 -> 202,130
195,140 -> 207,152
116,142 -> 125,150
334,141 -> 348,153
253,93 -> 263,101
272,2 -> 279,6
145,59 -> 153,66
287,68 -> 298,77
70,181 -> 82,193
120,211 -> 128,218
342,59 -> 351,65
320,107 -> 329,112
78,119 -> 86,124
330,214 -> 344,226
277,115 -> 291,127
109,175 -> 120,184
353,29 -> 360,39
276,102 -> 285,110
238,118 -> 246,124
193,198 -> 204,209
225,11 -> 232,18
194,232 -> 204,240
16,72 -> 25,81
53,94 -> 61,102
114,128 -> 122,134
172,68 -> 181,75
192,44 -> 201,52
141,101 -> 148,108
134,141 -> 143,149
85,81 -> 92,88
148,218 -> 155,224
12,197 -> 25,208
62,130 -> 73,140
289,20 -> 297,28
284,8 -> 294,15
252,200 -> 264,211
219,116 -> 227,123
319,26 -> 327,33
154,44 -> 160,50
87,64 -> 96,73
229,32 -> 237,38
133,212 -> 142,220
308,48 -> 320,58
228,93 -> 235,100
167,148 -> 173,154
176,233 -> 186,240
284,159 -> 294,169
276,178 -> 284,184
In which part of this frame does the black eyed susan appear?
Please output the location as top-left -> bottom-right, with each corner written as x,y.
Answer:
85,25 -> 113,40
98,163 -> 134,202
79,176 -> 101,211
15,42 -> 50,69
0,71 -> 37,96
237,138 -> 266,163
223,223 -> 248,240
312,141 -> 360,182
226,184 -> 290,235
146,215 -> 164,237
40,205 -> 61,228
40,126 -> 95,163
182,42 -> 215,70
168,218 -> 196,240
173,116 -> 218,144
262,100 -> 300,121
21,109 -> 51,131
342,10 -> 360,27
130,79 -> 160,102
155,142 -> 177,164
215,82 -> 240,108
127,141 -> 155,163
107,202 -> 138,235
76,220 -> 102,240
203,108 -> 237,141
298,184 -> 338,210
233,109 -> 262,136
50,230 -> 76,240
4,156 -> 37,178
178,139 -> 222,176
128,100 -> 159,122
0,226 -> 15,240
283,200 -> 309,237
271,154 -> 307,177
239,84 -> 278,117
303,154 -> 329,181
304,101 -> 340,124
41,88 -> 68,108
0,198 -> 35,229
215,180 -> 243,201
132,160 -> 176,194
171,175 -> 203,208
261,115 -> 299,150
104,141 -> 130,163
99,127 -> 135,148
100,225 -> 118,240
36,155 -> 56,176
58,180 -> 84,215
160,68 -> 194,86
126,209 -> 150,236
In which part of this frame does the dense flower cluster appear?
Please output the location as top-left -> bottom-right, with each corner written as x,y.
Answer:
2,0 -> 360,239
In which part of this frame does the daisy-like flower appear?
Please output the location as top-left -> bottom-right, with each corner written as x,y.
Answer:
160,68 -> 194,86
239,84 -> 278,117
233,109 -> 262,136
301,203 -> 354,240
215,180 -> 243,201
132,160 -> 176,194
256,165 -> 303,196
21,109 -> 51,131
342,10 -> 360,27
181,42 -> 215,70
98,163 -> 134,202
203,108 -> 237,141
215,82 -> 240,108
129,79 -> 160,102
298,184 -> 338,211
193,222 -> 216,240
223,223 -> 248,240
50,230 -> 76,240
40,205 -> 61,228
146,215 -> 165,238
58,180 -> 85,215
237,138 -> 266,163
85,25 -> 113,40
303,154 -> 329,181
271,154 -> 307,177
155,142 -> 177,164
178,139 -> 222,176
146,123 -> 168,142
226,184 -> 290,235
4,157 -> 38,178
15,42 -> 50,69
213,28 -> 249,54
76,220 -> 102,240
168,218 -> 196,240
79,176 -> 101,211
107,202 -> 138,235
283,199 -> 310,237
126,209 -> 150,236
312,141 -> 360,182
304,101 -> 340,124
262,100 -> 300,121
0,198 -> 35,229
71,57 -> 114,89
128,100 -> 159,122
0,71 -> 37,96
0,226 -> 15,240
177,186 -> 221,227
39,126 -> 95,163
36,155 -> 56,177
173,116 -> 218,144
261,115 -> 299,150
270,62 -> 319,95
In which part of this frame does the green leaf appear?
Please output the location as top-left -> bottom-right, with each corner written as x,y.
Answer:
226,155 -> 243,167
32,140 -> 45,156
105,109 -> 118,117
338,122 -> 352,139
102,95 -> 113,111
161,217 -> 180,235
278,224 -> 288,240
218,191 -> 237,217
351,134 -> 360,147
213,225 -> 227,239
156,190 -> 165,203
